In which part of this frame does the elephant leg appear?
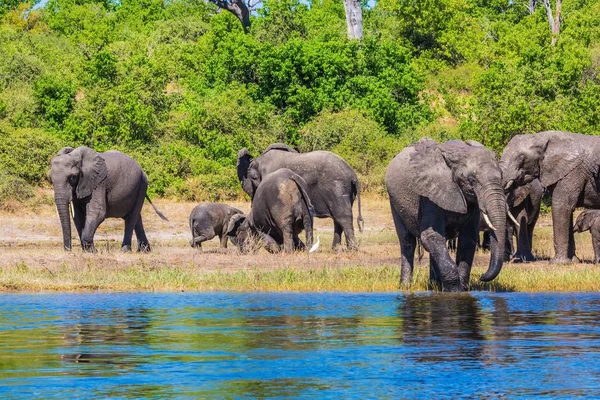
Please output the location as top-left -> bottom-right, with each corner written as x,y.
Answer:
190,237 -> 204,249
73,203 -> 86,242
122,189 -> 148,252
505,222 -> 515,262
282,229 -> 295,253
428,257 -> 443,290
261,232 -> 280,253
332,221 -> 343,249
302,211 -> 313,250
81,191 -> 106,253
419,201 -> 461,292
219,234 -> 228,249
514,209 -> 534,262
121,216 -> 138,252
527,214 -> 539,252
134,217 -> 151,252
481,231 -> 491,251
568,213 -> 577,260
456,213 -> 479,290
293,235 -> 306,250
391,206 -> 416,286
342,220 -> 357,250
591,231 -> 600,265
550,180 -> 581,264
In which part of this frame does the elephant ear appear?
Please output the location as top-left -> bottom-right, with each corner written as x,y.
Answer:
74,147 -> 108,199
237,148 -> 252,184
262,143 -> 298,154
57,147 -> 75,156
511,183 -> 531,207
575,210 -> 598,233
226,214 -> 246,236
410,139 -> 467,214
540,136 -> 586,188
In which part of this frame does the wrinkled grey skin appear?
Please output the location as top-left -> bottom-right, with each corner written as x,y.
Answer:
501,131 -> 600,264
50,147 -> 168,253
237,144 -> 362,249
227,168 -> 314,253
189,203 -> 244,249
386,138 -> 507,292
479,179 -> 543,262
574,209 -> 600,264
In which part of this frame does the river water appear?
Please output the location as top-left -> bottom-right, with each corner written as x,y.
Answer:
0,292 -> 599,398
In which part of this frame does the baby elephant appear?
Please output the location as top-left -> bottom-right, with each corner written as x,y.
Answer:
189,203 -> 244,249
226,168 -> 314,253
574,209 -> 600,264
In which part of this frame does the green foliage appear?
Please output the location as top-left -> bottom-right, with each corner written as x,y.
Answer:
0,172 -> 35,209
299,110 -> 405,192
33,75 -> 76,129
0,124 -> 64,184
0,0 -> 599,199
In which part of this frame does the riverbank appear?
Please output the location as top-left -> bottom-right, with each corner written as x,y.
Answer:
0,195 -> 598,292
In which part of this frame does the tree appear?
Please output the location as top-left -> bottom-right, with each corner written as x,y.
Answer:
343,0 -> 363,39
209,0 -> 261,32
542,0 -> 561,45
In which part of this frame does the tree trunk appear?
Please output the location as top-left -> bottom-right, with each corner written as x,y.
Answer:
209,0 -> 251,33
528,0 -> 536,14
542,0 -> 562,46
343,0 -> 363,40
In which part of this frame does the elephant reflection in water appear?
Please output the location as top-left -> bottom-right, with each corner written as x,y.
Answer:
61,307 -> 151,366
396,294 -> 517,364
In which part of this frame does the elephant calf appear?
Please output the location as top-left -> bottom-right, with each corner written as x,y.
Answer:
226,168 -> 314,253
189,203 -> 244,249
574,210 -> 600,264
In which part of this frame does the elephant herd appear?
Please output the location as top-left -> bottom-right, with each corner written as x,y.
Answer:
48,130 -> 600,292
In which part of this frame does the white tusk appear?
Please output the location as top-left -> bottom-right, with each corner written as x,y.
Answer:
309,235 -> 320,253
482,212 -> 497,231
69,202 -> 74,219
508,211 -> 520,228
504,180 -> 514,191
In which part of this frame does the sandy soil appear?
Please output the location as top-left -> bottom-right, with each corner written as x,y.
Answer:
0,192 -> 596,276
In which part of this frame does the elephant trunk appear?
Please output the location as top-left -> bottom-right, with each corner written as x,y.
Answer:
55,193 -> 72,251
478,186 -> 507,282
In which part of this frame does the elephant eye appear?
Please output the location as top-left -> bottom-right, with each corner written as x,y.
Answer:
68,175 -> 78,185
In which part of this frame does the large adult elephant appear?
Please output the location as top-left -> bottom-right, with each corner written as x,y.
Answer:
386,138 -> 508,292
501,131 -> 600,263
237,143 -> 363,249
49,146 -> 167,252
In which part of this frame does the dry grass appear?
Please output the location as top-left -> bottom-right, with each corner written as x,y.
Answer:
0,192 -> 599,292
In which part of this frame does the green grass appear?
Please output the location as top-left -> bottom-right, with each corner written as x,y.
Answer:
1,261 -> 599,292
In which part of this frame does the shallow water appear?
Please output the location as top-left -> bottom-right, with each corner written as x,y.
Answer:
1,292 -> 599,398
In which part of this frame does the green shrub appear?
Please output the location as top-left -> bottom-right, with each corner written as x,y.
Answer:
170,167 -> 244,201
299,109 -> 406,192
0,125 -> 64,184
0,173 -> 35,210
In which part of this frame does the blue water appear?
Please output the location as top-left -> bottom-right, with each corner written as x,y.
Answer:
0,292 -> 599,398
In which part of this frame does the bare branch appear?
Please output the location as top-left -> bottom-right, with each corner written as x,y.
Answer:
208,0 -> 251,33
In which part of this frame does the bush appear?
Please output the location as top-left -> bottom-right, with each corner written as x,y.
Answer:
299,110 -> 406,192
0,125 -> 64,184
0,173 -> 35,211
170,167 -> 244,201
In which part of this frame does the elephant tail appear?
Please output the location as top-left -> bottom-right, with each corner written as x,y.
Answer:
145,195 -> 169,222
288,174 -> 316,219
353,179 -> 364,233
